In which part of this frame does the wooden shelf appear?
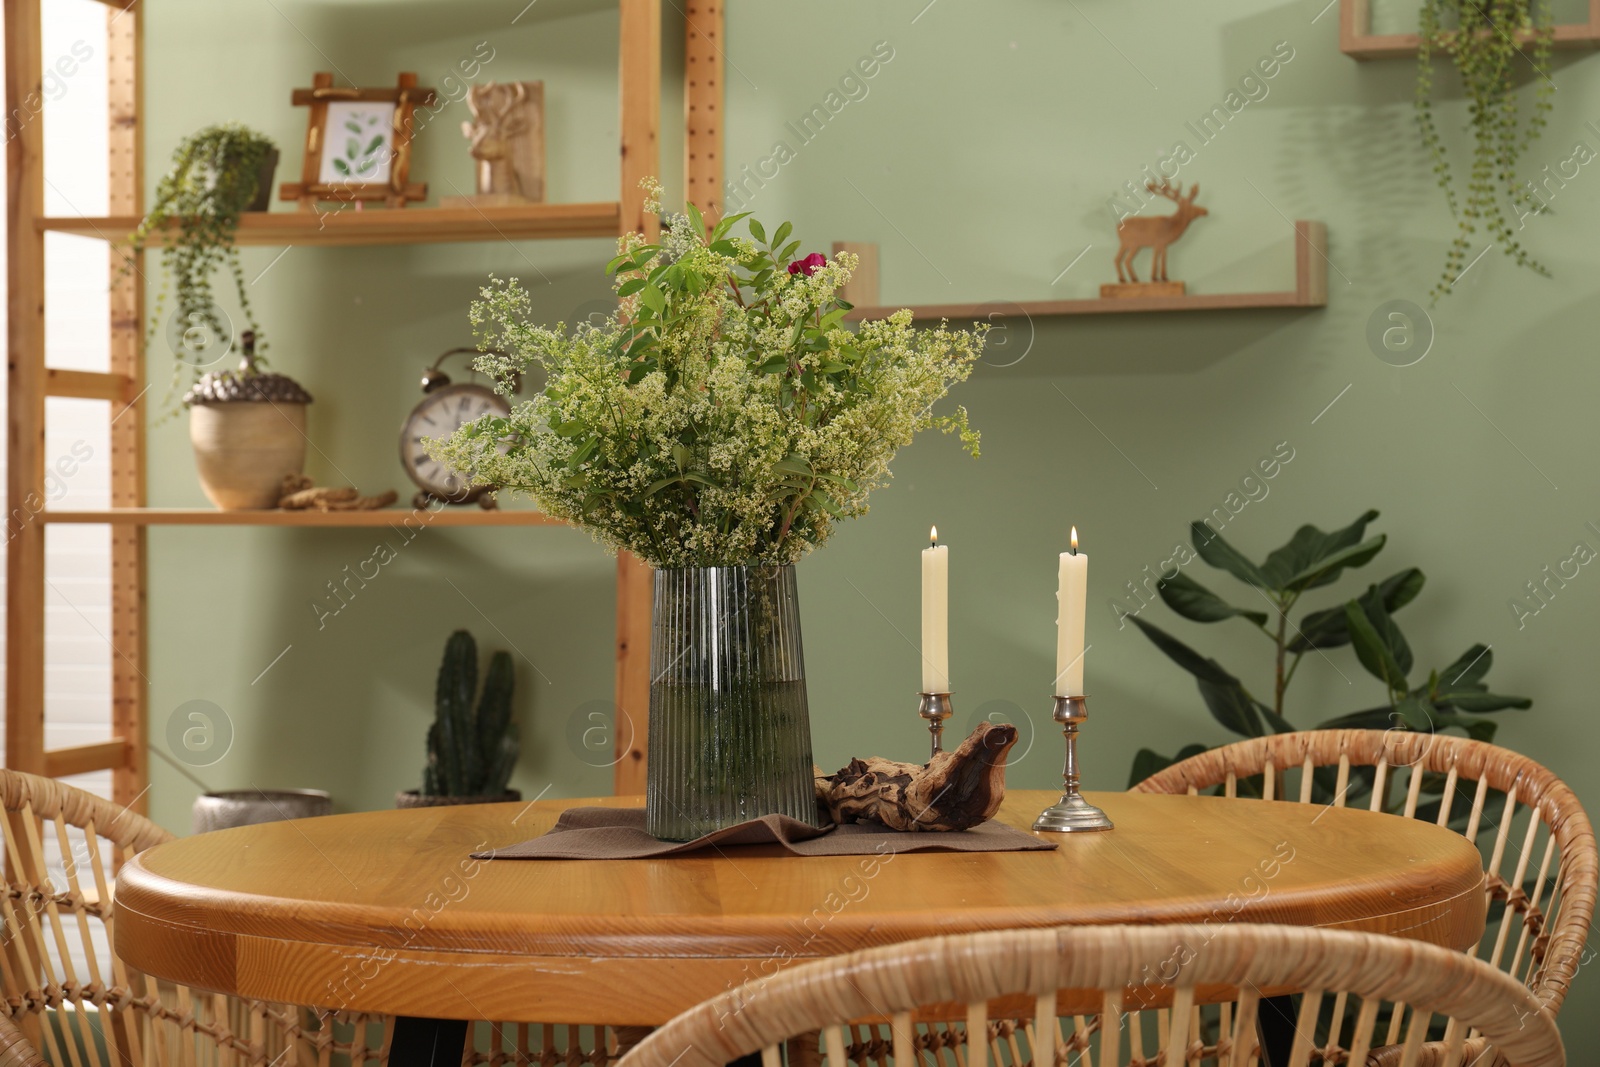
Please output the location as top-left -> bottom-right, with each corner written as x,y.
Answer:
39,201 -> 623,248
846,220 -> 1327,321
1340,0 -> 1600,59
43,508 -> 565,527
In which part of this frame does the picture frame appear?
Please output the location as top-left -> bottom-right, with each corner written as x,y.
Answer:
281,72 -> 437,209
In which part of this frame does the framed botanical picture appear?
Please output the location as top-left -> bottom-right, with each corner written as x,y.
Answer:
281,73 -> 436,208
319,101 -> 396,185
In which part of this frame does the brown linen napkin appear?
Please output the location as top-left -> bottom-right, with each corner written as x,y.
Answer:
475,806 -> 1057,859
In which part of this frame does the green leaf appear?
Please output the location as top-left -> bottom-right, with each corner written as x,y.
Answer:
616,278 -> 647,297
772,221 -> 792,248
1189,522 -> 1272,589
686,201 -> 706,237
710,211 -> 749,241
772,456 -> 814,478
638,284 -> 665,314
749,218 -> 767,243
1316,706 -> 1401,730
1282,535 -> 1387,593
1156,571 -> 1270,626
365,134 -> 385,155
1442,692 -> 1532,712
1198,678 -> 1265,737
1128,743 -> 1210,789
1345,601 -> 1407,690
1390,695 -> 1436,731
1289,568 -> 1424,654
644,474 -> 680,497
1127,616 -> 1237,687
1260,510 -> 1381,588
332,157 -> 350,176
1356,584 -> 1413,675
1257,705 -> 1297,734
1437,643 -> 1493,689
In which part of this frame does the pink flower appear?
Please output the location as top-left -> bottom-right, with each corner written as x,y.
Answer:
787,252 -> 826,277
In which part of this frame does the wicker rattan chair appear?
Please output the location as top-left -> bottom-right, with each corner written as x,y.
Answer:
616,923 -> 1564,1067
1134,729 -> 1596,1065
0,768 -> 393,1066
0,769 -> 622,1067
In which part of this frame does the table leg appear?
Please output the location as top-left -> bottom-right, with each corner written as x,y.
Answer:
1255,994 -> 1298,1066
389,1015 -> 470,1067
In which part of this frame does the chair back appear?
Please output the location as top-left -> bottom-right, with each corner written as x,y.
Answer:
1135,730 -> 1595,1062
0,769 -> 386,1067
618,922 -> 1563,1067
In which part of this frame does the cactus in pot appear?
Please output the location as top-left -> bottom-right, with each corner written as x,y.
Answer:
398,630 -> 521,806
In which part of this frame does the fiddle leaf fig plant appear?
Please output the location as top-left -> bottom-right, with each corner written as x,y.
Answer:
1416,0 -> 1554,300
1127,510 -> 1531,790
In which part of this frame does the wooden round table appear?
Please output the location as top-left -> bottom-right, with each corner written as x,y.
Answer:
115,790 -> 1485,1028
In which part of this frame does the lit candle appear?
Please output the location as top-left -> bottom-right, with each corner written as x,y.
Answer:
921,527 -> 950,694
1055,527 -> 1088,697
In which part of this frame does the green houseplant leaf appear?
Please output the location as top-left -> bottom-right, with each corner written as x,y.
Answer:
1290,567 -> 1424,654
1343,600 -> 1408,692
1189,522 -> 1272,589
1156,571 -> 1269,626
1259,509 -> 1380,588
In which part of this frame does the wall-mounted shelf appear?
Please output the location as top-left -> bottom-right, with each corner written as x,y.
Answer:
845,221 -> 1327,321
1340,0 -> 1600,59
40,202 -> 623,248
43,508 -> 563,527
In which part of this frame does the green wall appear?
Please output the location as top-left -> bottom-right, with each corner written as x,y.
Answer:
146,0 -> 1599,1037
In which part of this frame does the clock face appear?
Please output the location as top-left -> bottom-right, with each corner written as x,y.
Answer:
399,383 -> 510,500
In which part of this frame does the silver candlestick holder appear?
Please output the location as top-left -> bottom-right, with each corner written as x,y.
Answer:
918,692 -> 953,758
1032,694 -> 1114,832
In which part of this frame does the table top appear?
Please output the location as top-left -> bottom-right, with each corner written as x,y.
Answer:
115,790 -> 1487,1024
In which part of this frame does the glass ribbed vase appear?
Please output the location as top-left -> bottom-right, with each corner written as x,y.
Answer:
646,565 -> 821,841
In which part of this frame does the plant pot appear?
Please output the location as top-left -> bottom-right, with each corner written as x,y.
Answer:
193,788 -> 330,834
396,789 -> 522,808
248,148 -> 279,212
189,401 -> 308,508
646,565 -> 821,841
185,352 -> 313,510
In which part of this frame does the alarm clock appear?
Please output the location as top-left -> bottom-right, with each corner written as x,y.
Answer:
399,348 -> 516,508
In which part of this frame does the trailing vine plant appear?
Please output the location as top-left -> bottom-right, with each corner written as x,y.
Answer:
1416,0 -> 1554,300
125,124 -> 277,412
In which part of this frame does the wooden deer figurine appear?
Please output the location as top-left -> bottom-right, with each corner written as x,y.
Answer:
1113,180 -> 1207,285
464,83 -> 530,196
450,81 -> 545,206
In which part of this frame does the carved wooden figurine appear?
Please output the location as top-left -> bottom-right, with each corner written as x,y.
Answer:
1104,180 -> 1207,298
815,721 -> 1019,832
443,81 -> 545,208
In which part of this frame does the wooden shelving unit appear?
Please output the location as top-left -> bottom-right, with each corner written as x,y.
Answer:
43,508 -> 565,527
1340,0 -> 1600,58
846,220 -> 1328,321
41,201 -> 625,247
3,0 -> 722,809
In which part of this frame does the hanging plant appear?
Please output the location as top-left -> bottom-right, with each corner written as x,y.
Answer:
125,123 -> 278,411
1415,0 -> 1554,300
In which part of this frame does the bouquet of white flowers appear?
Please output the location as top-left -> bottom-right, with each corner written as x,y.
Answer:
432,182 -> 986,568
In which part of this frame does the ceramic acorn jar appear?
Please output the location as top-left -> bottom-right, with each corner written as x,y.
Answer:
184,331 -> 312,509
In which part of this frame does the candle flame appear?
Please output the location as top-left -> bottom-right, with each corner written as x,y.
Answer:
929,525 -> 938,547
1070,526 -> 1079,555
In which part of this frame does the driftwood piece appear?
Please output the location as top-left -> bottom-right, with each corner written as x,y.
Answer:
278,474 -> 398,511
814,722 -> 1019,832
